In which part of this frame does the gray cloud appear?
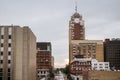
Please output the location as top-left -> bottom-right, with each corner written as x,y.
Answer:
0,0 -> 120,67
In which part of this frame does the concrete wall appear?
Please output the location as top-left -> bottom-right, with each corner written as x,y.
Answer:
0,26 -> 36,80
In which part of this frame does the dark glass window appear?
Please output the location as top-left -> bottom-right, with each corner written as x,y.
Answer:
8,35 -> 11,39
8,73 -> 10,76
1,52 -> 3,55
8,43 -> 11,47
1,35 -> 4,39
8,77 -> 10,80
1,44 -> 3,47
0,77 -> 2,80
0,60 -> 3,64
8,60 -> 11,64
8,68 -> 10,72
8,52 -> 11,55
0,68 -> 3,72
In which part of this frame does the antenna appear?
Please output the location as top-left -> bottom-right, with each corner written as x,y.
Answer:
75,1 -> 77,12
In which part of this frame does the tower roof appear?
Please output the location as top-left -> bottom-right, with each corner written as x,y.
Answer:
73,12 -> 81,18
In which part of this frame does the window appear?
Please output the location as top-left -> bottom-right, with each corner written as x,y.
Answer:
0,77 -> 2,80
93,49 -> 96,53
8,35 -> 11,39
105,67 -> 108,68
80,32 -> 83,34
1,35 -> 4,39
8,43 -> 11,47
83,49 -> 86,53
0,68 -> 3,72
8,77 -> 10,80
99,66 -> 103,68
0,60 -> 3,64
8,60 -> 11,64
8,68 -> 10,72
72,34 -> 74,36
1,44 -> 3,47
8,73 -> 10,76
8,52 -> 11,55
41,71 -> 42,74
92,55 -> 96,58
1,52 -> 3,55
0,73 -> 3,76
99,64 -> 102,65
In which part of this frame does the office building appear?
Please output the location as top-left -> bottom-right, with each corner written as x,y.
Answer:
0,25 -> 36,80
69,40 -> 104,63
37,42 -> 52,79
104,38 -> 120,70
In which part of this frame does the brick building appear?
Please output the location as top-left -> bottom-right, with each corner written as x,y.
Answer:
70,55 -> 91,80
36,42 -> 52,79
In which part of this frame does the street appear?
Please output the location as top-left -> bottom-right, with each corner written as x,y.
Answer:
54,71 -> 67,80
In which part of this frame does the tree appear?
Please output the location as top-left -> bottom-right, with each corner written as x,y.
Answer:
63,64 -> 73,80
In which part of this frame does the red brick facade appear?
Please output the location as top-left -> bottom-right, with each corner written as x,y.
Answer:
70,58 -> 91,80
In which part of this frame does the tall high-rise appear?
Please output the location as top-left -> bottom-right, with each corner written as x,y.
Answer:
69,12 -> 85,63
69,12 -> 85,40
104,38 -> 120,70
0,25 -> 36,80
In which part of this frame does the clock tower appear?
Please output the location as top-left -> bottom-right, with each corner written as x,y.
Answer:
69,4 -> 104,67
69,12 -> 85,41
69,10 -> 85,63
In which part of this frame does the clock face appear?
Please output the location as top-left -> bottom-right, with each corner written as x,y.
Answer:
74,18 -> 80,23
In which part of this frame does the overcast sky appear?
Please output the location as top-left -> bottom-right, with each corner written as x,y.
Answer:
0,0 -> 120,68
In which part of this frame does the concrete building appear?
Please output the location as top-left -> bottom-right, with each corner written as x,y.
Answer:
92,59 -> 110,71
36,42 -> 52,79
0,25 -> 36,80
104,38 -> 120,70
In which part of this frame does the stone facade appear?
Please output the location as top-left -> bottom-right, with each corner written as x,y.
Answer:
69,40 -> 104,63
